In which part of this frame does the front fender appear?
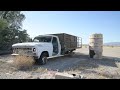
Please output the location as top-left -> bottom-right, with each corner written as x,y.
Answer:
36,44 -> 53,58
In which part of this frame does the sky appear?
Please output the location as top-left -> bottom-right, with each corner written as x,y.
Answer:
22,11 -> 120,44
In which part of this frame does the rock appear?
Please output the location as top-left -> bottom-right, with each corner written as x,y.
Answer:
55,73 -> 74,79
55,72 -> 83,79
25,75 -> 33,79
72,74 -> 85,79
6,60 -> 13,63
6,73 -> 10,75
78,75 -> 85,79
36,77 -> 40,79
31,76 -> 40,79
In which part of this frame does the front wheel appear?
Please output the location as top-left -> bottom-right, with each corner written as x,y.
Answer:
38,52 -> 48,65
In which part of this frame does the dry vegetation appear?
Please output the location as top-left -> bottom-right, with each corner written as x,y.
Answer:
0,46 -> 120,79
12,55 -> 35,70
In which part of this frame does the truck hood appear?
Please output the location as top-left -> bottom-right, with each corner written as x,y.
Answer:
12,42 -> 51,47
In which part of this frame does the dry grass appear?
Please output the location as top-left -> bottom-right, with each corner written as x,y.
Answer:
0,61 -> 6,65
12,55 -> 35,70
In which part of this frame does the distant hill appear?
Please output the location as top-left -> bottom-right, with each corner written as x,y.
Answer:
104,42 -> 120,46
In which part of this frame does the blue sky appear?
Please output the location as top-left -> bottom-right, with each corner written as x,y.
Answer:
22,11 -> 120,44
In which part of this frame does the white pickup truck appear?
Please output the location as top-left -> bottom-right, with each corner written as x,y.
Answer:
12,33 -> 82,65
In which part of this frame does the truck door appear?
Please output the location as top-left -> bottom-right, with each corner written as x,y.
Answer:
52,37 -> 59,56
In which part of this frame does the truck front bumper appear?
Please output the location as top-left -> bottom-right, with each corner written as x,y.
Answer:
11,54 -> 39,59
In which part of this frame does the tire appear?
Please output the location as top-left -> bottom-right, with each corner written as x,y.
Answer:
68,51 -> 74,57
38,52 -> 48,65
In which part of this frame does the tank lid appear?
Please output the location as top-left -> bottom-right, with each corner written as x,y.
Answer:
89,33 -> 103,38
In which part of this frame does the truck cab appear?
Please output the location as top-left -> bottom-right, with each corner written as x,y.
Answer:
33,35 -> 61,56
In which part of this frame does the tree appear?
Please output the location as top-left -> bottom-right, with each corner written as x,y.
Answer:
0,11 -> 25,29
17,30 -> 30,43
0,11 -> 30,51
0,19 -> 8,29
0,19 -> 9,50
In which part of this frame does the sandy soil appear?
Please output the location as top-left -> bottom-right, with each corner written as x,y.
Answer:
0,46 -> 120,79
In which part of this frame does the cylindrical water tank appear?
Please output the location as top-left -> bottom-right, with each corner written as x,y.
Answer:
89,33 -> 103,59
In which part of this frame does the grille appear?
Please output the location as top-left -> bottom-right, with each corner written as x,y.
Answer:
13,48 -> 33,55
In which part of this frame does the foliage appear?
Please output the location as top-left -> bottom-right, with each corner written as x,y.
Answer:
0,11 -> 31,51
0,11 -> 25,29
13,55 -> 35,70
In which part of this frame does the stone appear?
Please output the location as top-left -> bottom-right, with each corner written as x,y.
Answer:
55,72 -> 82,79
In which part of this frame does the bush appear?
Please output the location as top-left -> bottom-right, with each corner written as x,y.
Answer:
13,55 -> 35,70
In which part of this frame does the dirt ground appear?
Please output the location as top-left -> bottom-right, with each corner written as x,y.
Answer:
0,46 -> 120,79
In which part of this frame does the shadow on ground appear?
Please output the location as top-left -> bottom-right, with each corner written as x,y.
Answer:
34,52 -> 120,72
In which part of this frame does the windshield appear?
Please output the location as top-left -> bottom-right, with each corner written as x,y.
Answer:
33,36 -> 52,42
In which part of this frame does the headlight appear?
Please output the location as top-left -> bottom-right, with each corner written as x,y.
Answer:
33,48 -> 36,52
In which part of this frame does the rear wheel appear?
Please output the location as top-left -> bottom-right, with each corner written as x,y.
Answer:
68,51 -> 75,57
65,50 -> 75,57
38,52 -> 48,65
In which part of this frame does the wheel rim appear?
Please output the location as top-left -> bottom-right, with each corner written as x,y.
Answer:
42,57 -> 47,64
